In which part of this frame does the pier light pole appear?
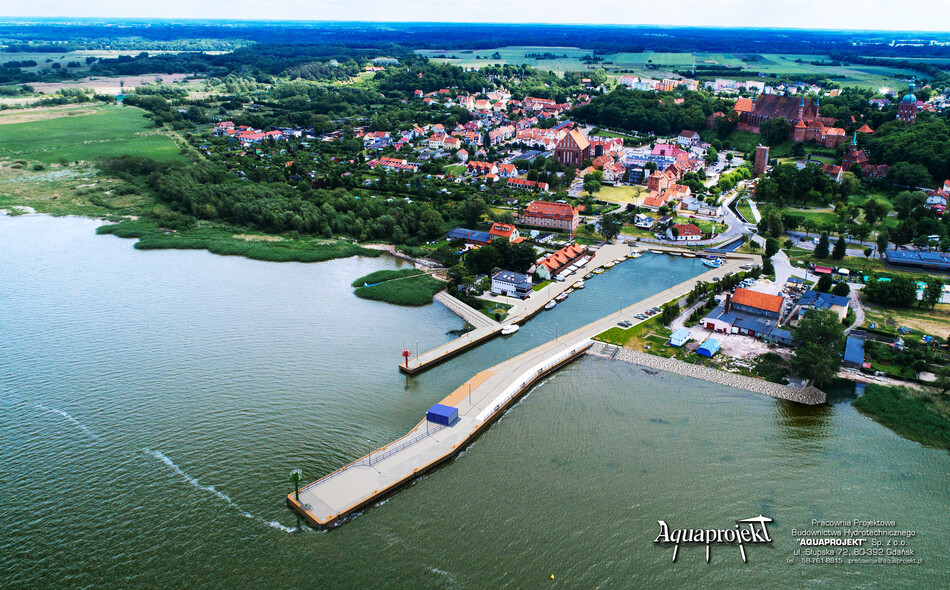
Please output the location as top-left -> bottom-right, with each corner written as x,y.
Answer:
289,469 -> 303,502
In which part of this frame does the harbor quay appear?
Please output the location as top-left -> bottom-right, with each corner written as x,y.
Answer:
400,242 -> 746,374
290,250 -> 760,529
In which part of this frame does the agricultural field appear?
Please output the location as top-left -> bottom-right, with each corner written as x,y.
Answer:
420,47 -> 919,88
417,46 -> 600,73
0,104 -> 183,164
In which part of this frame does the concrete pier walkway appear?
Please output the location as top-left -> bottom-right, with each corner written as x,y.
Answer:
433,291 -> 499,330
400,242 -> 634,374
290,251 -> 760,529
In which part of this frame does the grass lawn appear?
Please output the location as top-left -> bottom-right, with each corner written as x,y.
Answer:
596,184 -> 646,205
594,316 -> 675,355
481,301 -> 512,321
783,246 -> 930,279
444,164 -> 466,176
0,105 -> 183,164
532,280 -> 552,291
735,198 -> 755,223
621,224 -> 657,240
672,216 -> 727,234
783,208 -> 839,228
861,298 -> 950,338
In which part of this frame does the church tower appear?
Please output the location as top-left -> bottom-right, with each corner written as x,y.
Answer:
897,83 -> 917,123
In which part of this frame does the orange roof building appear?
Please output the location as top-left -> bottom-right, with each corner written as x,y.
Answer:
731,288 -> 784,317
537,243 -> 588,279
522,200 -> 579,231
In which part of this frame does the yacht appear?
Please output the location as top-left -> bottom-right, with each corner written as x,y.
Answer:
501,325 -> 520,336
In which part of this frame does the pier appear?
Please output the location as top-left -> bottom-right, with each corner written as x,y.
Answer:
289,251 -> 759,529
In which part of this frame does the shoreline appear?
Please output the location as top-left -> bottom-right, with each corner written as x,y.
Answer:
587,342 -> 827,405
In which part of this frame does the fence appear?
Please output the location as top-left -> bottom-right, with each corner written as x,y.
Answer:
300,423 -> 447,493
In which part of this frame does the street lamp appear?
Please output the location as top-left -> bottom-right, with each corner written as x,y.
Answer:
289,468 -> 303,502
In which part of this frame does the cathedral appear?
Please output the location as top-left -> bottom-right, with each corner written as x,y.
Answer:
735,93 -> 846,148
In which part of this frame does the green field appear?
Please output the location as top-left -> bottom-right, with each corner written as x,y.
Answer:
419,48 -> 918,88
0,105 -> 183,164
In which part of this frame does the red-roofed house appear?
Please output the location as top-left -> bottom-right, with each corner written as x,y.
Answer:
496,163 -> 518,178
666,223 -> 702,242
507,178 -> 549,192
522,200 -> 579,231
489,222 -> 520,241
537,243 -> 588,280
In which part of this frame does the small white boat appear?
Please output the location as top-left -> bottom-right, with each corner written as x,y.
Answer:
555,293 -> 568,302
683,253 -> 695,258
603,262 -> 615,268
593,268 -> 605,274
703,258 -> 724,268
545,301 -> 557,310
583,273 -> 594,279
564,288 -> 574,295
574,281 -> 585,289
501,325 -> 519,335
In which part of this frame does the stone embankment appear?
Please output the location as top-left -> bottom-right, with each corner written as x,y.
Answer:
587,342 -> 826,405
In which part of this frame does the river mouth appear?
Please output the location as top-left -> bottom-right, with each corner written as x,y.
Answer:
1,214 -> 947,588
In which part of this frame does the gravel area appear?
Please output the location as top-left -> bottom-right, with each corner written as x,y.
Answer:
587,342 -> 826,405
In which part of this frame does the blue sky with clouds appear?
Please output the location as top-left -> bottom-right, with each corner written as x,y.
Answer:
5,1 -> 950,32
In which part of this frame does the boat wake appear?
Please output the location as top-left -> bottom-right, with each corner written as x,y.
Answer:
144,448 -> 301,534
35,403 -> 99,439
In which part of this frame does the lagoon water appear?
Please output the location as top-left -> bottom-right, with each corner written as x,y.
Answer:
1,215 -> 948,589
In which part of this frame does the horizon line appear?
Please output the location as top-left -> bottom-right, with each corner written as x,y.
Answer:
2,17 -> 950,35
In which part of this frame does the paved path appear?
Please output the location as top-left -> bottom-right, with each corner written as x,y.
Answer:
433,291 -> 498,330
747,198 -> 762,223
293,252 -> 760,528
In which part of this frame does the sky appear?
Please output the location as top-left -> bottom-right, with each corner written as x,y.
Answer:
4,0 -> 950,33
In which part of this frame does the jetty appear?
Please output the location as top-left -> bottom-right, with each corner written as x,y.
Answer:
289,251 -> 761,529
400,242 -> 630,374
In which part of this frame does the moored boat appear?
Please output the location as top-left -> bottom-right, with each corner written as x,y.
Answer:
584,272 -> 594,279
544,300 -> 557,310
555,292 -> 569,302
501,325 -> 519,335
603,261 -> 615,268
574,281 -> 585,289
593,268 -> 605,274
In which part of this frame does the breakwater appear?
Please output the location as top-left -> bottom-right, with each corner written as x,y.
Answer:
587,342 -> 826,405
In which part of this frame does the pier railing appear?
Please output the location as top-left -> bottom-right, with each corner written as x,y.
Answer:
301,423 -> 446,493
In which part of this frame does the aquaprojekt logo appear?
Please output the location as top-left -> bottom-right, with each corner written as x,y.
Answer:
653,515 -> 774,563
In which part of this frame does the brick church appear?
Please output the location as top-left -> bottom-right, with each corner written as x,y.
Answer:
553,129 -> 591,167
735,94 -> 846,148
